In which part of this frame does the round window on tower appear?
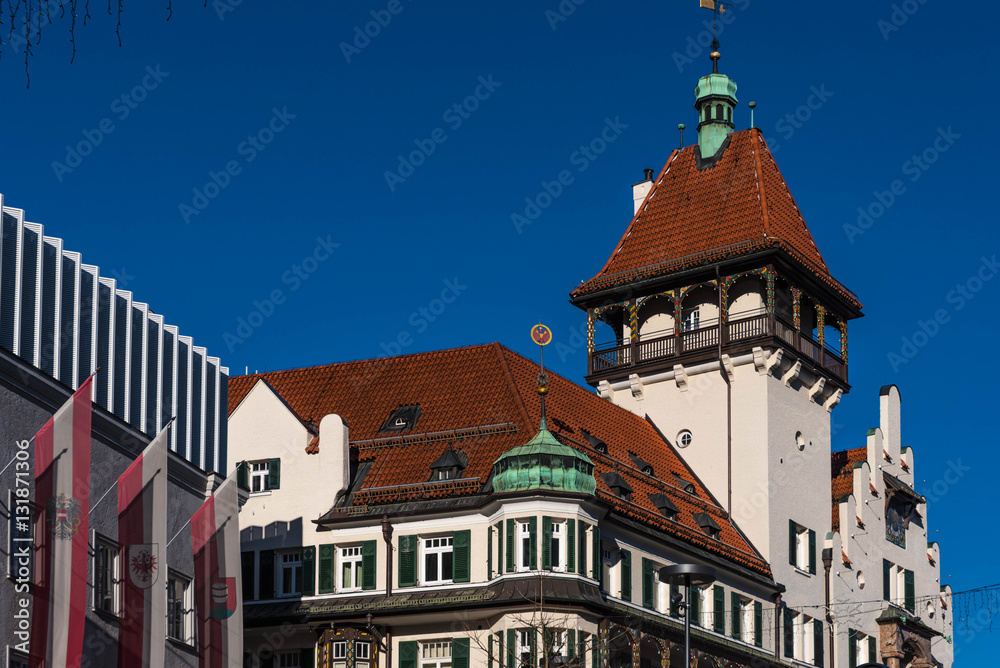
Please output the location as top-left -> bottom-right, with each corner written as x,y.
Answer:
677,430 -> 693,448
795,432 -> 806,451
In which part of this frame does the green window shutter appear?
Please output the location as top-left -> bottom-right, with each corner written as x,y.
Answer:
268,458 -> 280,490
641,558 -> 654,609
567,519 -> 576,572
528,517 -> 538,570
883,559 -> 892,601
591,525 -> 600,581
361,540 -> 377,590
567,630 -> 576,659
808,529 -> 817,574
236,461 -> 248,490
731,592 -> 741,638
529,627 -> 537,668
318,544 -> 335,594
690,587 -> 701,626
301,546 -> 315,596
506,519 -> 516,573
453,530 -> 471,583
544,628 -> 554,658
868,635 -> 877,663
713,585 -> 725,633
813,619 -> 823,667
783,607 -> 794,658
789,519 -> 797,566
591,633 -> 599,668
398,535 -> 417,588
904,569 -> 915,610
578,523 -> 587,576
452,638 -> 470,668
300,645 -> 315,668
488,524 -> 493,579
753,601 -> 762,647
670,583 -> 679,617
496,521 -> 504,576
620,549 -> 632,601
507,629 -> 516,668
579,632 -> 588,665
489,634 -> 495,668
400,641 -> 418,668
542,516 -> 553,570
848,629 -> 857,668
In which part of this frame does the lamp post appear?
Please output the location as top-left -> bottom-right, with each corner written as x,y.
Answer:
658,564 -> 717,667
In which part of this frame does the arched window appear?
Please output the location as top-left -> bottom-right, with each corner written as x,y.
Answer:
716,103 -> 723,120
726,106 -> 731,122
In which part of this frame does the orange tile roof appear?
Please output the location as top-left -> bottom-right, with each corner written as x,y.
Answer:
830,447 -> 868,533
228,343 -> 771,576
572,129 -> 860,309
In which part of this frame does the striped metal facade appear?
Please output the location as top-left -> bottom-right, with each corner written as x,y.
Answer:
0,194 -> 228,474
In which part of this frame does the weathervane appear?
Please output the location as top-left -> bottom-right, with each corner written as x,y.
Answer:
699,0 -> 729,73
530,323 -> 553,425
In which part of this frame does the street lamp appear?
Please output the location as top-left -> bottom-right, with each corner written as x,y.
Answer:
658,564 -> 717,667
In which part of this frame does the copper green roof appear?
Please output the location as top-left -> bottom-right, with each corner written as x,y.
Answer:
491,420 -> 596,495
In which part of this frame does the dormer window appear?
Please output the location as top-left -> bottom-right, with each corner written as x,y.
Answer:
581,429 -> 608,454
379,404 -> 421,433
693,513 -> 721,540
429,448 -> 467,482
649,493 -> 679,521
601,470 -> 632,501
628,452 -> 653,476
672,473 -> 697,496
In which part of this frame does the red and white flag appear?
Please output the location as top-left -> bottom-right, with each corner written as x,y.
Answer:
117,427 -> 169,667
30,376 -> 93,668
192,474 -> 243,667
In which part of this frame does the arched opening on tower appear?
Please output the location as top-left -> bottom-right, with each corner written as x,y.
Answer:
637,295 -> 675,341
594,306 -> 627,349
728,276 -> 765,321
638,637 -> 661,668
608,628 -> 633,668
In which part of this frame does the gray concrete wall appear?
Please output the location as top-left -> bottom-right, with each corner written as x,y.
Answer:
0,347 -> 217,667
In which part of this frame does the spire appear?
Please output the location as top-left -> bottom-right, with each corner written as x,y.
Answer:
694,2 -> 738,159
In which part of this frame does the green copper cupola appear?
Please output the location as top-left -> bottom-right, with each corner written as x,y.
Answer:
694,50 -> 738,159
491,377 -> 596,495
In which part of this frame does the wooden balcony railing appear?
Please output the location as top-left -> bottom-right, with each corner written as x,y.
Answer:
589,313 -> 847,383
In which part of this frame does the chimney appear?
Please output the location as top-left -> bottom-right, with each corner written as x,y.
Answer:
632,168 -> 654,215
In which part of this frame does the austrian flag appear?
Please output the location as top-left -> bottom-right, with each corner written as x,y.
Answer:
31,376 -> 93,668
192,475 -> 243,667
118,427 -> 169,667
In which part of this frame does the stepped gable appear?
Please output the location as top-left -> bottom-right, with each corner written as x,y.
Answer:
573,129 -> 860,309
831,446 -> 869,532
228,342 -> 771,576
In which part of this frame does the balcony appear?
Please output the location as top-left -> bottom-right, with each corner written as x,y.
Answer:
588,313 -> 847,385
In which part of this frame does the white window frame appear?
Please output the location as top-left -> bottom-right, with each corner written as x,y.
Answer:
740,598 -> 755,644
421,536 -> 454,585
93,533 -> 120,615
166,570 -> 195,645
794,524 -> 809,572
339,546 -> 364,592
602,547 -> 614,591
547,629 -> 567,658
682,307 -> 700,332
278,550 -> 302,597
332,640 -> 348,668
791,611 -> 814,664
550,522 -> 567,572
517,630 -> 533,668
518,522 -> 532,573
250,460 -> 270,494
420,640 -> 452,668
356,640 -> 373,668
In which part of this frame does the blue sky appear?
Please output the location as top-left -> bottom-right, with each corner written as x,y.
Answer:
2,0 -> 996,660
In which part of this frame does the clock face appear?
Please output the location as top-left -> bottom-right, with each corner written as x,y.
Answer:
531,324 -> 552,346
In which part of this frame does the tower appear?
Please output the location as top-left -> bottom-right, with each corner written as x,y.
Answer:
570,46 -> 863,617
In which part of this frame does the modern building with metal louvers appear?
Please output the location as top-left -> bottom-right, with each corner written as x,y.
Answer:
0,193 -> 228,474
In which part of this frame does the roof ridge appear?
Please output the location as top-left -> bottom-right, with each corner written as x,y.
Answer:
493,343 -> 533,432
750,128 -> 772,239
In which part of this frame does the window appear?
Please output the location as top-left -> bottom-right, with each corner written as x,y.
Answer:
94,535 -> 119,615
167,572 -> 194,644
340,546 -> 364,591
883,560 -> 915,610
422,536 -> 454,585
682,308 -> 700,332
356,640 -> 372,668
676,430 -> 692,448
517,630 -> 533,668
550,522 -> 564,571
545,630 -> 567,659
279,551 -> 302,596
518,522 -> 532,572
8,652 -> 28,668
250,461 -> 269,493
789,521 -> 816,574
421,641 -> 452,668
602,547 -> 614,590
740,598 -> 755,644
279,652 -> 302,667
332,641 -> 348,668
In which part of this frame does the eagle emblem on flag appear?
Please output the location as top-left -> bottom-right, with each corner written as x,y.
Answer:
128,544 -> 160,588
48,493 -> 82,540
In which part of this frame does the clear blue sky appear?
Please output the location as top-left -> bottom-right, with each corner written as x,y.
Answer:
2,1 -> 995,661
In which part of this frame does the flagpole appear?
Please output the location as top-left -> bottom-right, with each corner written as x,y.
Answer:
88,415 -> 175,517
169,464 -> 242,548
